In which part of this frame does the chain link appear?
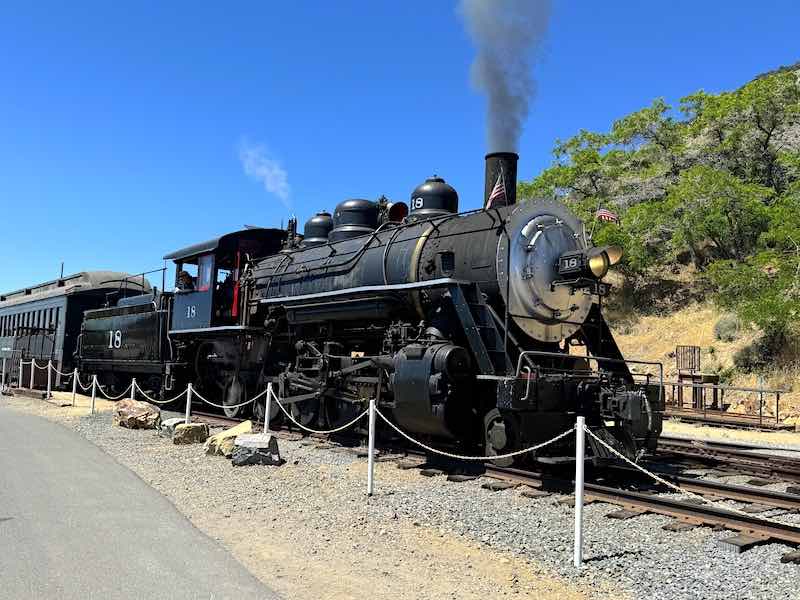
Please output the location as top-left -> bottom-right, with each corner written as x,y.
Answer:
375,406 -> 575,461
190,386 -> 263,410
50,365 -> 76,378
269,387 -> 368,434
132,381 -> 188,405
583,426 -> 794,525
96,381 -> 135,401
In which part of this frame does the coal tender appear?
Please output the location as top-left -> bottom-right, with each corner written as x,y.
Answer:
247,152 -> 662,463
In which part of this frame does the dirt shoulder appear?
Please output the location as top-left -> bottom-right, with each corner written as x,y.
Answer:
0,392 -> 617,600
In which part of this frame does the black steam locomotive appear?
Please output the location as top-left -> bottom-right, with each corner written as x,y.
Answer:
77,153 -> 662,462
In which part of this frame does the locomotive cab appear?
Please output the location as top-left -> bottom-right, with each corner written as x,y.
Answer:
164,228 -> 287,332
161,227 -> 288,414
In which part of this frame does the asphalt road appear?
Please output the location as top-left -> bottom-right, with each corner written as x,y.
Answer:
0,407 -> 279,600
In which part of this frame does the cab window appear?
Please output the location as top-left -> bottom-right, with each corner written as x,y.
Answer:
197,255 -> 213,292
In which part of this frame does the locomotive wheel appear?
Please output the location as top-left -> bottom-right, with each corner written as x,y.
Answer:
326,398 -> 364,432
222,377 -> 250,419
290,397 -> 319,429
252,388 -> 281,427
484,409 -> 514,467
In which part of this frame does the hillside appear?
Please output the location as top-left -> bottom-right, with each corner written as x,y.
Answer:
609,300 -> 800,424
520,63 -> 800,423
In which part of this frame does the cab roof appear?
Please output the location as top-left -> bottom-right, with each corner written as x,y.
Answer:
163,228 -> 286,263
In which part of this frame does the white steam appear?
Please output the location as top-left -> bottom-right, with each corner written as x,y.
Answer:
458,0 -> 552,151
239,139 -> 291,208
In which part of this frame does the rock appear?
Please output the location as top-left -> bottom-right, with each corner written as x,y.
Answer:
447,473 -> 479,482
231,434 -> 283,467
420,468 -> 446,477
481,480 -> 518,491
159,417 -> 185,438
204,420 -> 253,457
112,399 -> 161,429
172,423 -> 210,445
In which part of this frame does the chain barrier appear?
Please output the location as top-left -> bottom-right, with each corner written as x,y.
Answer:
32,359 -> 50,371
269,386 -> 369,434
190,386 -> 262,410
75,374 -> 94,392
95,381 -> 134,401
50,365 -> 76,378
375,406 -> 575,461
132,380 -> 188,405
583,426 -> 794,526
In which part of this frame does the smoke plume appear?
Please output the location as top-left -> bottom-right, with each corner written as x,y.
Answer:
239,138 -> 291,209
458,0 -> 552,151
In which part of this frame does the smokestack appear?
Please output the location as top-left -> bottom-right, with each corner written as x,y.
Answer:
484,152 -> 518,207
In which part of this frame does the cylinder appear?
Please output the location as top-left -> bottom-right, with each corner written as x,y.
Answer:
484,152 -> 518,207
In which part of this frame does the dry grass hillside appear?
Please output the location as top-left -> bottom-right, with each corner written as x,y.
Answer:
608,302 -> 800,424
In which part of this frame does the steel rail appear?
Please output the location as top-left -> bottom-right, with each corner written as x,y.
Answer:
658,437 -> 800,483
609,464 -> 800,510
482,464 -> 800,546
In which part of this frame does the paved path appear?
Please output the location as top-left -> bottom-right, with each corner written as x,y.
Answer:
0,407 -> 279,599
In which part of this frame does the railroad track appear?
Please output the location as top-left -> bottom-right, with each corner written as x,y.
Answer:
657,435 -> 800,484
480,464 -> 800,547
190,410 -> 800,550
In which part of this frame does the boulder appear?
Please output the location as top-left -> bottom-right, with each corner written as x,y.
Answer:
204,420 -> 253,457
172,423 -> 210,445
159,417 -> 186,438
113,399 -> 161,429
231,434 -> 283,467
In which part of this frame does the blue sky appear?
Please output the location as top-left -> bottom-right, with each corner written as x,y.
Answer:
1,0 -> 798,292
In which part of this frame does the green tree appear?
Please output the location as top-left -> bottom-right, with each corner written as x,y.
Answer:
663,166 -> 771,265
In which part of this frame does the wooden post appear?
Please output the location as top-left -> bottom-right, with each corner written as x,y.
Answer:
264,383 -> 273,434
573,416 -> 586,568
367,397 -> 376,496
71,369 -> 78,406
185,383 -> 193,425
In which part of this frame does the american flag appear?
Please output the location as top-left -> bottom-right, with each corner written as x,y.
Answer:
485,171 -> 506,209
595,207 -> 619,223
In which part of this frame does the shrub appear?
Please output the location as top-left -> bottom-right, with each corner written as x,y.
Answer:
732,330 -> 784,372
713,314 -> 740,342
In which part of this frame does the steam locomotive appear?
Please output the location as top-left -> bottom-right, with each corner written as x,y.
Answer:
77,153 -> 662,462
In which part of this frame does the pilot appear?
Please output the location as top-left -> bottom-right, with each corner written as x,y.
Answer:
177,270 -> 195,291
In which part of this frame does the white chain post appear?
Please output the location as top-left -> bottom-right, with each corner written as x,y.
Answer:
264,382 -> 272,434
185,383 -> 193,425
71,368 -> 78,407
573,415 -> 586,569
46,360 -> 53,399
90,375 -> 97,415
1,357 -> 6,392
367,397 -> 376,496
130,378 -> 136,401
29,359 -> 35,389
18,358 -> 23,389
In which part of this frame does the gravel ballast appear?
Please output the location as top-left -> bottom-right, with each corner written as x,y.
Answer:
3,393 -> 799,600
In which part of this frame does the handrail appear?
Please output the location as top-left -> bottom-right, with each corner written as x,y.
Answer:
514,350 -> 664,410
662,379 -> 788,395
